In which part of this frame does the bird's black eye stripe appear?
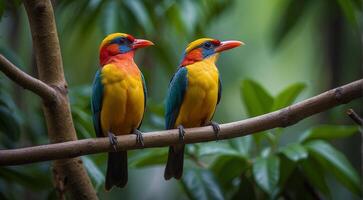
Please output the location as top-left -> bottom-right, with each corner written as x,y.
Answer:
112,37 -> 131,45
119,38 -> 126,44
203,42 -> 213,49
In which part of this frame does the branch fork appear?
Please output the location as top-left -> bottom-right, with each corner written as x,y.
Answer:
0,55 -> 58,102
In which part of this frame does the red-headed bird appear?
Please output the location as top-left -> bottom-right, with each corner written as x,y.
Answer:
91,33 -> 153,190
164,38 -> 244,179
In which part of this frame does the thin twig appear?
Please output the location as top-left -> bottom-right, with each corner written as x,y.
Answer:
0,79 -> 361,166
346,108 -> 363,192
346,109 -> 363,126
186,152 -> 207,168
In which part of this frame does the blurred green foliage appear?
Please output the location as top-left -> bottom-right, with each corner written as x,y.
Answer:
0,0 -> 362,199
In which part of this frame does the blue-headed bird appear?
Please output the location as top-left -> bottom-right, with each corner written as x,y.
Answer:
164,38 -> 244,179
91,33 -> 153,190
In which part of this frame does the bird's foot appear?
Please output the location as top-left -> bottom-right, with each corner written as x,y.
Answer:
133,129 -> 144,147
108,132 -> 118,152
177,125 -> 186,143
206,121 -> 220,141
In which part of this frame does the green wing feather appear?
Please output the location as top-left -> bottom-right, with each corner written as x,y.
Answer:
138,73 -> 147,129
217,77 -> 222,104
165,67 -> 188,129
91,69 -> 104,138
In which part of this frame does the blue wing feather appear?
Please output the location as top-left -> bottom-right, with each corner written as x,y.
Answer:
91,69 -> 104,138
165,67 -> 188,130
141,73 -> 147,110
209,76 -> 222,120
217,77 -> 222,104
138,73 -> 147,129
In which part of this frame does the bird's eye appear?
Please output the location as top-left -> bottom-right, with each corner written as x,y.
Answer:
119,38 -> 126,45
203,42 -> 212,49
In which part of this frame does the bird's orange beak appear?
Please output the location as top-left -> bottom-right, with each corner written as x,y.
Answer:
215,40 -> 244,53
132,39 -> 154,49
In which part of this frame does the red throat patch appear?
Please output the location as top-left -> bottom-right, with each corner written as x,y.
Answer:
180,48 -> 203,67
100,44 -> 122,66
99,46 -> 109,66
99,45 -> 134,66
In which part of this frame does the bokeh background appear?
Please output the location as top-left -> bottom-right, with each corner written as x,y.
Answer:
0,0 -> 362,199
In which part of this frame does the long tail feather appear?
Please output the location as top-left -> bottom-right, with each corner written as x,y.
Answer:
164,144 -> 184,180
105,151 -> 128,190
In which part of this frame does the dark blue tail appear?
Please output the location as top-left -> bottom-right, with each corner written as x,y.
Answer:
105,151 -> 128,190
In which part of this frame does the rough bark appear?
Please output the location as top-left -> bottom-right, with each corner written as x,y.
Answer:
0,79 -> 361,165
22,0 -> 97,199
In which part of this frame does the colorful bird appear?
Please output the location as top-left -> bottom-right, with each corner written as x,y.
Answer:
164,38 -> 244,180
91,33 -> 153,190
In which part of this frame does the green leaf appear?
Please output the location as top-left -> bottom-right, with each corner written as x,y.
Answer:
71,1 -> 106,42
72,106 -> 93,139
147,99 -> 165,117
336,0 -> 359,30
0,0 -> 4,21
181,168 -> 224,200
129,148 -> 168,168
299,125 -> 359,142
280,143 -> 308,162
211,154 -> 248,189
228,135 -> 252,157
10,0 -> 23,6
300,158 -> 330,196
351,0 -> 362,8
0,166 -> 51,190
265,131 -> 277,148
279,167 -> 325,199
252,155 -> 280,197
251,131 -> 271,148
305,140 -> 361,196
0,106 -> 20,142
74,122 -> 92,139
278,155 -> 296,188
198,143 -> 241,157
272,0 -> 312,48
82,156 -> 104,191
272,83 -> 305,111
165,4 -> 188,35
101,0 -> 118,34
123,0 -> 153,34
0,0 -> 23,21
46,189 -> 58,200
0,190 -> 8,200
241,79 -> 273,117
0,93 -> 8,107
241,79 -> 274,146
232,171 -> 257,200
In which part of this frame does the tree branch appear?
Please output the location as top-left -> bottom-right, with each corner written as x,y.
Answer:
0,79 -> 361,166
0,54 -> 57,102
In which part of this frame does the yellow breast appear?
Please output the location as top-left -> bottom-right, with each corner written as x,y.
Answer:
175,55 -> 219,128
100,63 -> 145,135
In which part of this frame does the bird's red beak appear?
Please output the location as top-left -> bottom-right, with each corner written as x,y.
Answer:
132,39 -> 154,49
215,40 -> 244,53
